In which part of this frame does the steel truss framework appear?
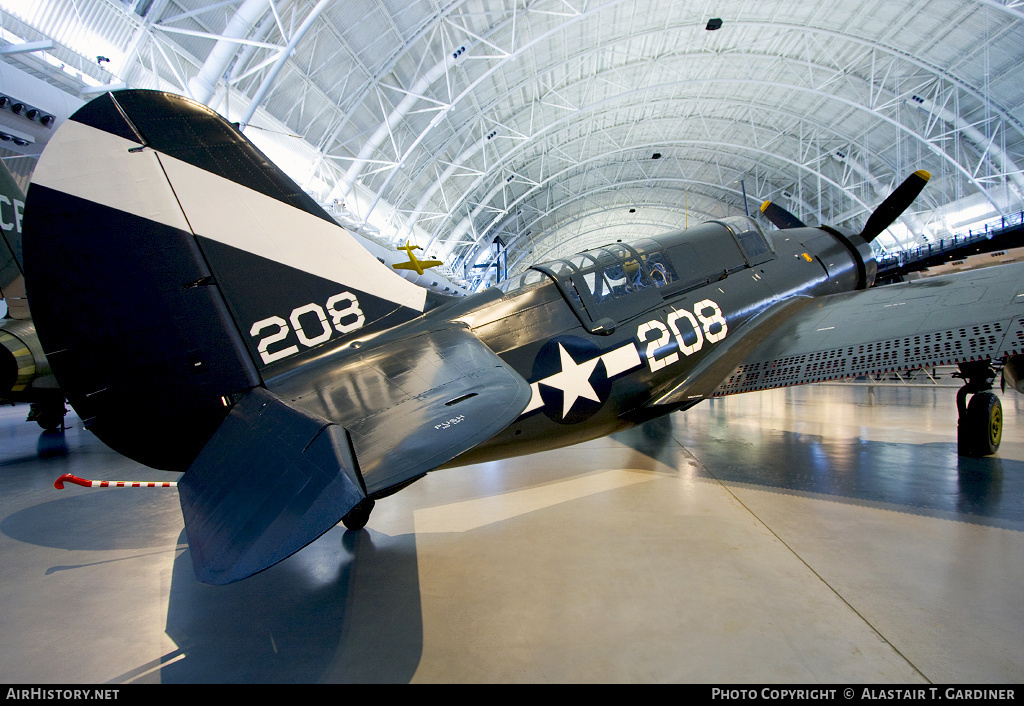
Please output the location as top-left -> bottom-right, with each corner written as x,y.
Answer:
2,0 -> 1023,289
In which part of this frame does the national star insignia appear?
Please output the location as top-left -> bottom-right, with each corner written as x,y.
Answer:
520,341 -> 644,420
540,343 -> 603,418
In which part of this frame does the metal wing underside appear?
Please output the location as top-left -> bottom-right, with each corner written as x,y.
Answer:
712,262 -> 1024,397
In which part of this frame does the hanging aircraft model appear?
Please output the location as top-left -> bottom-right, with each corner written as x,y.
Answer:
25,90 -> 1024,585
391,241 -> 444,276
0,159 -> 65,430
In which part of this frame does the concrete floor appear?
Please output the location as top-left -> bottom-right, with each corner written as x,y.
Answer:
0,382 -> 1021,683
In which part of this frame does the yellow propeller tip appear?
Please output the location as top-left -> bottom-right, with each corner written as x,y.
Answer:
760,200 -> 771,212
914,169 -> 931,181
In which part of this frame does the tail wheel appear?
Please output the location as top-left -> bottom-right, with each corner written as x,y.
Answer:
959,391 -> 1002,457
341,498 -> 375,531
28,401 -> 66,432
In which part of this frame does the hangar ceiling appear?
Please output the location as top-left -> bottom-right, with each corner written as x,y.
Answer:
0,0 -> 1022,290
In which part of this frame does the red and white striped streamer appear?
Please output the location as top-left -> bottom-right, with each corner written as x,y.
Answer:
54,473 -> 177,489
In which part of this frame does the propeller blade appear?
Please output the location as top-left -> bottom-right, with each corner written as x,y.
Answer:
760,200 -> 806,230
859,170 -> 931,242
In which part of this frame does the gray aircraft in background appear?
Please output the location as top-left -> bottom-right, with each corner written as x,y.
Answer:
0,158 -> 63,430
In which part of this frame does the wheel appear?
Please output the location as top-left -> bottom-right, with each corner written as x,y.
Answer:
29,402 -> 66,431
341,498 -> 375,531
958,391 -> 1002,457
36,414 -> 63,431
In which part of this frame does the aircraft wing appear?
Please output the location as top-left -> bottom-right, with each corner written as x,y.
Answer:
653,262 -> 1024,405
393,259 -> 443,273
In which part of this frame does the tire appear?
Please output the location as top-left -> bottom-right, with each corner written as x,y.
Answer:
959,391 -> 1002,457
30,402 -> 66,431
36,413 -> 63,431
341,498 -> 375,531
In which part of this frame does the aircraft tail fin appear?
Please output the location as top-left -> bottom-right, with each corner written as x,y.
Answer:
24,90 -> 535,583
22,90 -> 430,470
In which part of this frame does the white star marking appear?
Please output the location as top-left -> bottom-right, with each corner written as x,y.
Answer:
539,343 -> 602,418
520,342 -> 644,418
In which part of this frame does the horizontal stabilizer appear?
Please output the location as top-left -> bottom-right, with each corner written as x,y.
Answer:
271,323 -> 534,496
180,321 -> 531,584
178,387 -> 365,585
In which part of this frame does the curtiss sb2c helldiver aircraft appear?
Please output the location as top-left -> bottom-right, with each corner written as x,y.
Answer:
24,90 -> 1024,585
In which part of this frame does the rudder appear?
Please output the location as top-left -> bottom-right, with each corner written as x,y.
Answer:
24,90 -> 431,470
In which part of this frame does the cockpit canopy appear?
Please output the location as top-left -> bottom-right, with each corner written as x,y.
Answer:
520,216 -> 774,334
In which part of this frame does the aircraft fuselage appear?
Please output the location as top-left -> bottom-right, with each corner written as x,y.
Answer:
445,216 -> 873,467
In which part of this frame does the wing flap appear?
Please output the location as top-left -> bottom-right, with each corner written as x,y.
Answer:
713,263 -> 1024,396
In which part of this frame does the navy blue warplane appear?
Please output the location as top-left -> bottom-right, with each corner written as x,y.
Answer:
23,91 -> 1024,584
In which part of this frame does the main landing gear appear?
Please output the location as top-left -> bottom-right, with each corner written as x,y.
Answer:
955,360 -> 1003,457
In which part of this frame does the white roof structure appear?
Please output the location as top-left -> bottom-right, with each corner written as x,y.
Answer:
1,0 -> 1022,290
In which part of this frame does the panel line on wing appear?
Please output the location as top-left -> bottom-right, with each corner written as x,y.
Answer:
713,263 -> 1024,396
